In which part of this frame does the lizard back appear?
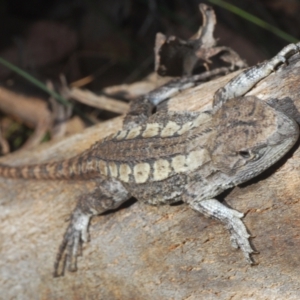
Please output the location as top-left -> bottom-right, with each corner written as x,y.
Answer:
0,111 -> 213,183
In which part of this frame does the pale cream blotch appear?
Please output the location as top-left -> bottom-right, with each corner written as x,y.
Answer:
142,123 -> 160,138
112,132 -> 119,139
80,160 -> 87,173
119,163 -> 132,182
134,163 -> 150,183
20,166 -> 29,177
32,166 -> 44,178
126,126 -> 142,139
46,164 -> 57,178
192,113 -> 211,128
98,160 -> 108,176
109,162 -> 118,177
7,167 -> 15,177
161,121 -> 181,137
153,159 -> 171,181
91,158 -> 98,172
186,149 -> 210,171
177,121 -> 193,135
116,130 -> 128,140
172,155 -> 188,173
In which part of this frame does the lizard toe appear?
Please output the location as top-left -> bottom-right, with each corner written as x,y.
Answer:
53,208 -> 91,277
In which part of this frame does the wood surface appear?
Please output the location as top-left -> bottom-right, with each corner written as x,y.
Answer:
1,54 -> 300,299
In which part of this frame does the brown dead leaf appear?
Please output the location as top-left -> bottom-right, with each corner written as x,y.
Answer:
155,3 -> 246,76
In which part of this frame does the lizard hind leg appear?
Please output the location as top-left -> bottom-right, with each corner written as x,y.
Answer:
53,179 -> 130,277
188,198 -> 256,264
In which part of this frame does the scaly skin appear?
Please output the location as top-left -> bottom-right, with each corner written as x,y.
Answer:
0,43 -> 299,276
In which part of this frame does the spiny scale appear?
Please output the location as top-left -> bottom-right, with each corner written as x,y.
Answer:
0,113 -> 212,183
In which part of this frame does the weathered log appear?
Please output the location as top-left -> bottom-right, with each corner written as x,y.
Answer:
1,53 -> 300,299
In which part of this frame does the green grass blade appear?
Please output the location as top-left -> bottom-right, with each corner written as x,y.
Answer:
207,0 -> 298,43
0,56 -> 70,106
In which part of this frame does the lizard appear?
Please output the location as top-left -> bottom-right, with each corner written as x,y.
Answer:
0,43 -> 300,277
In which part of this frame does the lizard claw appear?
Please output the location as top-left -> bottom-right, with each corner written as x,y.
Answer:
53,208 -> 91,277
190,199 -> 257,264
225,213 -> 257,264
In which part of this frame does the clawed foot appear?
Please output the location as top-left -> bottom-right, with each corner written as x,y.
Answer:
268,42 -> 300,71
53,208 -> 91,277
224,210 -> 258,264
190,199 -> 257,264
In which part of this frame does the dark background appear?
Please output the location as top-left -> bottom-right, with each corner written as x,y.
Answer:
1,0 -> 299,89
0,0 -> 300,151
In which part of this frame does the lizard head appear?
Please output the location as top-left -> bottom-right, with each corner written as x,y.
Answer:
210,96 -> 299,185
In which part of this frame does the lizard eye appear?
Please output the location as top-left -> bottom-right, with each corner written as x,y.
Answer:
238,150 -> 251,159
238,150 -> 261,161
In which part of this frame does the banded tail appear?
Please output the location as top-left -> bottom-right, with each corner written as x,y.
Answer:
0,151 -> 100,180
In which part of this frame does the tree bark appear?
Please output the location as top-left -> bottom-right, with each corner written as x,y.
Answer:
1,54 -> 300,299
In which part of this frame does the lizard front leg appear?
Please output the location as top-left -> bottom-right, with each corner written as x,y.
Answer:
213,42 -> 300,108
182,94 -> 299,264
188,198 -> 255,263
54,178 -> 130,277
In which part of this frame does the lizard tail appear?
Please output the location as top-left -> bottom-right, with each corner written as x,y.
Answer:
0,152 -> 100,180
